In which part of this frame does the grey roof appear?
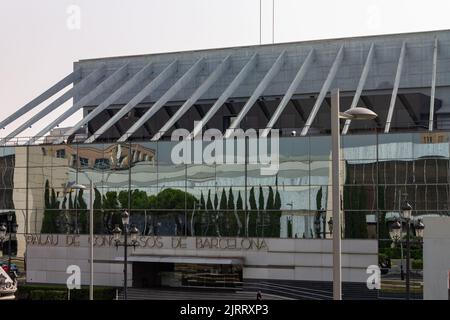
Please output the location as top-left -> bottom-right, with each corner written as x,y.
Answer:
2,29 -> 450,145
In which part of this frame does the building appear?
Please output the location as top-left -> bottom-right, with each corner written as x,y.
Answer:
2,29 -> 450,299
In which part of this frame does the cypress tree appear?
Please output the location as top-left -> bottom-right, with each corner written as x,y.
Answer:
200,191 -> 206,210
93,188 -> 103,233
206,190 -> 213,236
266,186 -> 274,237
220,188 -> 228,235
77,189 -> 88,234
214,193 -> 219,211
198,191 -> 206,235
236,190 -> 243,236
228,188 -> 237,236
273,189 -> 282,237
248,187 -> 257,237
41,180 -> 58,233
236,191 -> 243,211
258,186 -> 265,236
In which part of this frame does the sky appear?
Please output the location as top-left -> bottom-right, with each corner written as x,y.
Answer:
1,0 -> 450,139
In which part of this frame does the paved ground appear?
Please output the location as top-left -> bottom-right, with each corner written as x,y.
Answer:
117,288 -> 292,300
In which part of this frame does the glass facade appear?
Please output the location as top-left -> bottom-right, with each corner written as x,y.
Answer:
1,131 -> 450,257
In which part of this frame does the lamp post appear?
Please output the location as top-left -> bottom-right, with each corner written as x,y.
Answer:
63,181 -> 94,300
389,201 -> 425,300
402,201 -> 412,299
113,211 -> 139,300
330,88 -> 378,300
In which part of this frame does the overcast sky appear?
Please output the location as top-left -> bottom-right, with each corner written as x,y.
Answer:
1,0 -> 450,138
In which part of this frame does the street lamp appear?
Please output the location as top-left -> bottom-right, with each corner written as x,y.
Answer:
330,88 -> 378,300
415,219 -> 425,238
401,200 -> 413,300
63,181 -> 94,301
113,211 -> 140,300
389,201 -> 425,300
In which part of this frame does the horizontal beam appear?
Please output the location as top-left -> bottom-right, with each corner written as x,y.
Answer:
342,43 -> 375,135
301,45 -> 344,136
225,50 -> 286,138
385,41 -> 407,133
54,61 -> 154,144
117,57 -> 205,142
0,70 -> 81,130
28,63 -> 129,144
261,49 -> 314,137
84,60 -> 178,144
151,55 -> 231,141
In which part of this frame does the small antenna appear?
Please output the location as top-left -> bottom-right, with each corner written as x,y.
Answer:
259,0 -> 262,44
272,0 -> 275,44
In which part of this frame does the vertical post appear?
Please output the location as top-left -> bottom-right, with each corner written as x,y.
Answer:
406,220 -> 411,300
259,0 -> 262,45
124,225 -> 128,300
429,38 -> 438,131
331,88 -> 342,300
8,219 -> 12,272
89,180 -> 94,301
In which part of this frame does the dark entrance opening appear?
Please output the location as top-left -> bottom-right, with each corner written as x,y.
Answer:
132,262 -> 243,289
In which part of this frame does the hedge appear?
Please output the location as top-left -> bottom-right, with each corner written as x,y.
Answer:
379,247 -> 422,260
412,259 -> 423,270
17,284 -> 116,300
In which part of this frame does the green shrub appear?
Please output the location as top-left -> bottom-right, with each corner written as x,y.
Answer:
379,247 -> 422,260
17,284 -> 116,300
29,290 -> 67,300
412,259 -> 423,270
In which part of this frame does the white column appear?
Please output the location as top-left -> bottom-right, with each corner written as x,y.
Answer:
331,88 -> 342,300
301,46 -> 344,136
342,43 -> 375,135
429,38 -> 438,132
385,41 -> 407,133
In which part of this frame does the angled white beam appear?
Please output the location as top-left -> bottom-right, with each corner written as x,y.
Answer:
189,53 -> 258,140
151,55 -> 231,141
385,41 -> 407,133
117,57 -> 205,142
27,63 -> 129,144
261,49 -> 314,138
224,50 -> 286,138
0,66 -> 106,145
0,70 -> 81,130
85,60 -> 178,144
429,38 -> 438,132
53,62 -> 155,144
342,43 -> 375,135
300,45 -> 344,136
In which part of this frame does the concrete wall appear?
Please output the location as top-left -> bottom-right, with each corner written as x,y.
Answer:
423,216 -> 450,300
25,235 -> 377,288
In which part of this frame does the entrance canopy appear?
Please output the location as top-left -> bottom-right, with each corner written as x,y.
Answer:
115,255 -> 243,265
